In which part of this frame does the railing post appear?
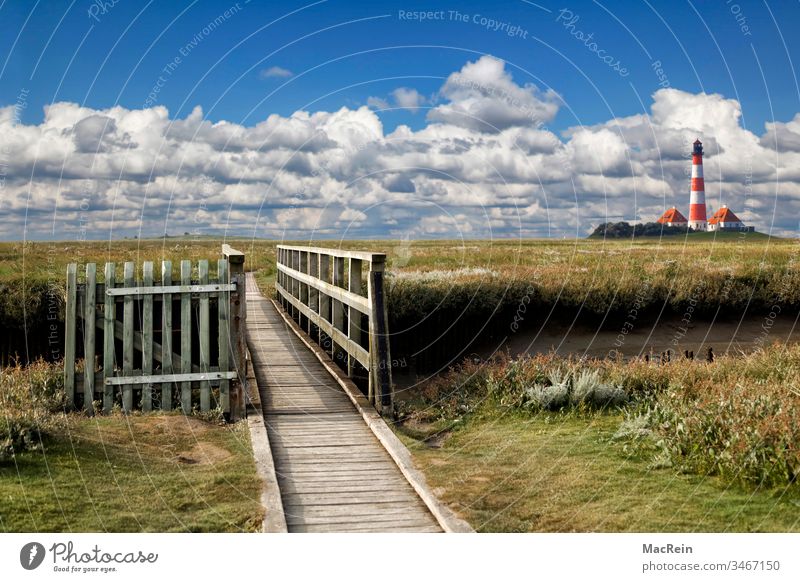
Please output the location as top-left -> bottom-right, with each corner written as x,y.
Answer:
231,272 -> 247,421
300,251 -> 309,332
348,259 -> 362,378
309,252 -> 319,336
368,257 -> 393,416
222,244 -> 245,276
332,256 -> 346,368
318,254 -> 330,353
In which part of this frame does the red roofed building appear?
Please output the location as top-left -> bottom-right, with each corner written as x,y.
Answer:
657,207 -> 688,227
707,205 -> 751,232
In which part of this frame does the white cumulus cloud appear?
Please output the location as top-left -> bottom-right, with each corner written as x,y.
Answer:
0,57 -> 796,240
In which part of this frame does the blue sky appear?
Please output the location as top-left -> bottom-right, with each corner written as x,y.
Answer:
1,0 -> 799,240
3,0 -> 798,132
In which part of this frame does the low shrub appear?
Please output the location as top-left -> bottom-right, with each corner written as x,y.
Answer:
0,360 -> 66,461
645,383 -> 800,487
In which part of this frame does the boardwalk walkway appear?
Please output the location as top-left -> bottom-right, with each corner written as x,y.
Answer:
245,274 -> 442,532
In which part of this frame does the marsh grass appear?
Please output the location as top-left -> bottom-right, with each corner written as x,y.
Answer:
0,360 -> 262,532
401,410 -> 800,532
402,343 -> 800,490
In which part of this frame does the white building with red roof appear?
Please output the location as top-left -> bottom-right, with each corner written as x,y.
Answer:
657,207 -> 688,227
707,205 -> 751,232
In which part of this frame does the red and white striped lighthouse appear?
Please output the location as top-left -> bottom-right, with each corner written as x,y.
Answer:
688,139 -> 707,231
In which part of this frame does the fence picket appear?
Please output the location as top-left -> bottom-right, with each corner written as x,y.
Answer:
122,262 -> 135,412
83,263 -> 97,413
161,260 -> 173,411
142,262 -> 154,412
103,262 -> 116,413
65,263 -> 77,408
217,259 -> 229,414
181,260 -> 192,413
199,260 -> 210,412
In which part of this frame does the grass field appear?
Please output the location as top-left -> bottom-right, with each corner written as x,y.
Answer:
3,235 -> 800,532
401,411 -> 800,532
396,343 -> 800,531
0,360 -> 262,532
0,414 -> 262,532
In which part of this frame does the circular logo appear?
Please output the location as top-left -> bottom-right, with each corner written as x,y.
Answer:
20,542 -> 46,570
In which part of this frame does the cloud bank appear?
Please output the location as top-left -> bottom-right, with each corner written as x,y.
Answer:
0,55 -> 794,240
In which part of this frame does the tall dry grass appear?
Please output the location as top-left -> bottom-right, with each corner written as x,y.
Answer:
0,360 -> 65,461
409,343 -> 800,487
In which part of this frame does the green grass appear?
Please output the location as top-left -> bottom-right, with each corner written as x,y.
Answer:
0,414 -> 263,532
401,410 -> 800,532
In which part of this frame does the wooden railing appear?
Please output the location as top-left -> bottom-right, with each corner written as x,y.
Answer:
64,247 -> 247,420
275,245 -> 394,414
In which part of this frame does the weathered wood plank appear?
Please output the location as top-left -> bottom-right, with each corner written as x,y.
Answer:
280,491 -> 421,505
198,260 -> 210,412
105,283 -> 234,296
105,371 -> 237,385
64,263 -> 77,408
278,474 -> 408,485
83,263 -> 96,413
217,259 -> 229,413
161,260 -> 173,411
282,502 -> 429,516
277,244 -> 385,263
291,523 -> 441,533
180,260 -> 192,413
122,262 -> 134,412
279,482 -> 416,495
231,273 -> 247,420
142,261 -> 154,412
287,514 -> 438,527
103,262 -> 116,413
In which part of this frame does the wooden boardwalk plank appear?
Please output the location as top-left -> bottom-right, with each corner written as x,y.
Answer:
245,275 -> 441,533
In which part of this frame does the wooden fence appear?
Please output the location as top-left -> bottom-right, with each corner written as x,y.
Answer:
64,250 -> 247,420
275,245 -> 394,414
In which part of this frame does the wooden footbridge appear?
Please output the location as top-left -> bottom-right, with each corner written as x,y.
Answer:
64,244 -> 470,533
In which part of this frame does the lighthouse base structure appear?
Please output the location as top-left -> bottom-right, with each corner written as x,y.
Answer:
688,220 -> 707,231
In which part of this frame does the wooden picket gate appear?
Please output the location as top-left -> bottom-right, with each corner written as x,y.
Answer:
64,249 -> 247,420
